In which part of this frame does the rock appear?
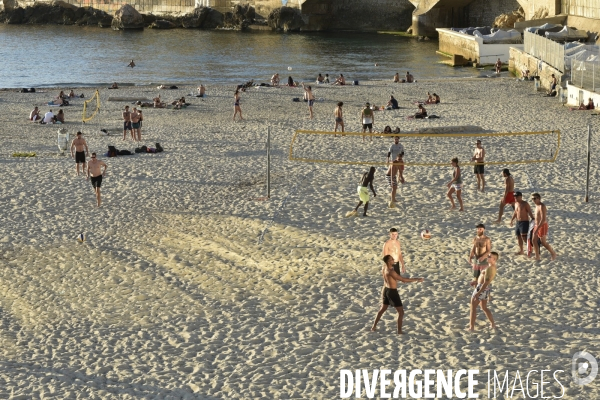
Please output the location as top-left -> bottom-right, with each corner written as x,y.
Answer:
6,5 -> 23,23
267,6 -> 304,32
181,7 -> 209,28
111,4 -> 144,30
149,19 -> 177,29
532,7 -> 549,20
493,6 -> 525,29
141,13 -> 157,25
227,3 -> 255,29
202,8 -> 223,29
1,0 -> 19,12
406,26 -> 413,34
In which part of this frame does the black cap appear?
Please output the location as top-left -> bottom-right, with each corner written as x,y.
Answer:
515,191 -> 523,197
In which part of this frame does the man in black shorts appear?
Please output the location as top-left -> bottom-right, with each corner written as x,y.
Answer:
510,191 -> 534,255
70,131 -> 89,176
86,152 -> 108,207
471,139 -> 485,192
122,105 -> 133,141
371,255 -> 424,334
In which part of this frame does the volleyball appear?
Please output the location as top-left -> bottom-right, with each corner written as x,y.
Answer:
77,233 -> 85,242
421,229 -> 432,240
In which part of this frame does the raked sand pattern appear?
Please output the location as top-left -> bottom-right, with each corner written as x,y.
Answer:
0,78 -> 599,399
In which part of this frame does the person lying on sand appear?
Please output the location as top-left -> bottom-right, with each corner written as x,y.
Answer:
371,255 -> 423,334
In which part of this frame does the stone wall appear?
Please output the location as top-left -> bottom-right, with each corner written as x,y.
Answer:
301,0 -> 413,31
466,0 -> 520,27
438,29 -> 479,62
562,0 -> 600,19
509,46 -> 562,90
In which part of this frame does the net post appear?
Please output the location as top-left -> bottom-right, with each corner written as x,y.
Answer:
267,126 -> 271,199
585,124 -> 592,203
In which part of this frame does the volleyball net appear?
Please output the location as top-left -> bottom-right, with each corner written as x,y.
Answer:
82,90 -> 101,123
288,130 -> 561,166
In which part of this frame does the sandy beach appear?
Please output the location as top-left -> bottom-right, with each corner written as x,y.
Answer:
0,77 -> 599,398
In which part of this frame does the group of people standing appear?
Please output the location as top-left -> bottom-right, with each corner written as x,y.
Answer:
70,131 -> 108,208
357,139 -> 558,334
122,105 -> 143,141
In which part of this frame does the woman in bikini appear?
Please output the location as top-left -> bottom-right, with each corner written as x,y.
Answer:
233,90 -> 243,121
446,157 -> 464,211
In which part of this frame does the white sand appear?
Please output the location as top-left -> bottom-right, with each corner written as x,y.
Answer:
0,78 -> 599,398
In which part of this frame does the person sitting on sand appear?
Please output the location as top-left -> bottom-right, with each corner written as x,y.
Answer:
334,74 -> 346,85
172,97 -> 188,106
111,82 -> 119,89
56,109 -> 65,124
392,127 -> 400,134
383,126 -> 392,134
271,73 -> 280,86
433,93 -> 440,104
287,76 -> 295,87
414,104 -> 427,119
197,84 -> 206,97
393,72 -> 400,83
425,92 -> 435,104
387,95 -> 399,110
68,90 -> 76,98
128,59 -> 135,68
153,95 -> 166,108
58,90 -> 66,100
587,98 -> 595,110
42,109 -> 55,124
30,106 -> 42,121
570,102 -> 587,111
521,67 -> 530,80
317,74 -> 324,84
324,74 -> 330,83
405,71 -> 414,83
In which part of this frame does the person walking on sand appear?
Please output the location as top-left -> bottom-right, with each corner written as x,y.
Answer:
531,193 -> 557,261
495,168 -> 515,223
371,255 -> 424,334
510,191 -> 534,255
386,153 -> 403,207
352,167 -> 376,217
233,90 -> 243,121
131,107 -> 141,142
86,153 -> 108,208
467,251 -> 498,331
447,157 -> 464,211
469,223 -> 491,286
361,103 -> 374,142
70,131 -> 89,176
382,227 -> 406,275
334,102 -> 344,134
302,83 -> 315,119
122,106 -> 133,141
471,139 -> 485,192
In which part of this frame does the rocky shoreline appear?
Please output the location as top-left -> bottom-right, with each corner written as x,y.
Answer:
0,1 -> 305,31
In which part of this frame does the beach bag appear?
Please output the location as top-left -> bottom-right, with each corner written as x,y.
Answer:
353,80 -> 359,85
108,145 -> 118,157
292,98 -> 300,102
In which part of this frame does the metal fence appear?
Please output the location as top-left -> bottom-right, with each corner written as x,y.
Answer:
524,31 -> 566,72
572,61 -> 600,92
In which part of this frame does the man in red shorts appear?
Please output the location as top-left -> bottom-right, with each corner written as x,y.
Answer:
495,168 -> 515,223
531,193 -> 557,261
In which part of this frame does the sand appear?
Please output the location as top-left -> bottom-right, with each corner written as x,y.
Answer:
0,77 -> 599,399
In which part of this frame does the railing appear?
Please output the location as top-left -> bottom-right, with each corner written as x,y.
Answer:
524,31 -> 565,72
572,61 -> 600,93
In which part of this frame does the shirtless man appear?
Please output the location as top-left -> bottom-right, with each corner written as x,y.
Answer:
122,106 -> 133,141
334,102 -> 344,134
510,192 -> 534,255
131,107 -> 141,142
531,193 -> 557,261
471,140 -> 485,192
371,255 -> 424,334
302,83 -> 315,119
128,59 -> 135,68
405,71 -> 414,83
197,84 -> 206,97
86,153 -> 108,207
382,228 -> 406,275
393,72 -> 400,83
495,168 -> 515,223
334,74 -> 346,86
70,131 -> 89,176
469,223 -> 491,286
271,73 -> 280,86
353,167 -> 376,216
468,251 -> 498,331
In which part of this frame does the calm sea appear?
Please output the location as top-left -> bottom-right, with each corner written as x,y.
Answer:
0,24 -> 477,88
